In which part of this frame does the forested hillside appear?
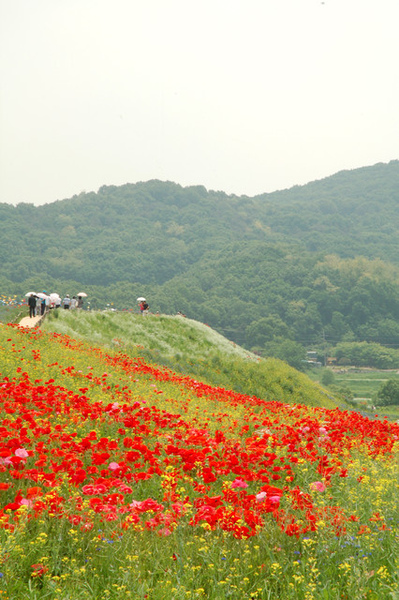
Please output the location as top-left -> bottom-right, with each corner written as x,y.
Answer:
2,160 -> 399,361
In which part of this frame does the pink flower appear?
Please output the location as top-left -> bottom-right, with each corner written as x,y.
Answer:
310,481 -> 326,492
20,498 -> 33,508
15,448 -> 29,459
231,478 -> 248,489
256,492 -> 267,502
269,495 -> 281,505
108,462 -> 120,471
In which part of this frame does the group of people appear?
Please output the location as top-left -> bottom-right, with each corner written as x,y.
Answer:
27,292 -> 85,318
61,295 -> 84,310
138,298 -> 149,315
27,291 -> 50,318
27,293 -> 153,318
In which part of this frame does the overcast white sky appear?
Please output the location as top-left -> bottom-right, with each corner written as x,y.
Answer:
1,0 -> 398,206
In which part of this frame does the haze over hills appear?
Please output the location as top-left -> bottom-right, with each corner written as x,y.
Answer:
2,160 -> 399,363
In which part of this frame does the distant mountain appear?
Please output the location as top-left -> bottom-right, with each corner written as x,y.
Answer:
2,160 -> 399,355
253,160 -> 399,260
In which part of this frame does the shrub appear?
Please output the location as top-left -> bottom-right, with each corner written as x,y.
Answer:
321,369 -> 335,386
376,379 -> 399,406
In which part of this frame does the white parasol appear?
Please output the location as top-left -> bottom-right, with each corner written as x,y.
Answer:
25,292 -> 37,297
136,297 -> 146,302
77,292 -> 88,297
36,293 -> 49,300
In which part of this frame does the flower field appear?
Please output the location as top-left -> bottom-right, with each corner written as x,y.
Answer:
0,324 -> 398,599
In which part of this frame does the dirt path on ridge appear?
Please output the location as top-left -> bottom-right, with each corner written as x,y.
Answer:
19,315 -> 43,328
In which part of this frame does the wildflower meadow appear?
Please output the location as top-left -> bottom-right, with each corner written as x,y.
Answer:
0,322 -> 398,599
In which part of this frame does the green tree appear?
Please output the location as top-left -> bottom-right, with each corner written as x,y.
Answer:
263,338 -> 306,371
376,379 -> 399,406
334,341 -> 399,369
245,315 -> 291,348
321,369 -> 335,386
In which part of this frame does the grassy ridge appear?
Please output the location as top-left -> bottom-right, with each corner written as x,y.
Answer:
43,310 -> 337,409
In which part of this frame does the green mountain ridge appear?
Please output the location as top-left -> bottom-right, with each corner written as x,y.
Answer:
2,160 -> 399,358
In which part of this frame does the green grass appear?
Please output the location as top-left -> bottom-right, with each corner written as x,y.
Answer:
0,303 -> 24,324
43,310 -> 337,409
45,310 -> 257,360
308,368 -> 399,399
307,367 -> 399,420
336,371 -> 399,398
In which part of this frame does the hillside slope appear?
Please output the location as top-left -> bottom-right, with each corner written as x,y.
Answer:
42,310 -> 337,409
2,319 -> 398,598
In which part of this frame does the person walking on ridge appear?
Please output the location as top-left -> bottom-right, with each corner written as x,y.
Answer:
28,294 -> 37,318
41,291 -> 47,315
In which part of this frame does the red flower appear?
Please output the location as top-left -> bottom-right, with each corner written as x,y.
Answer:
31,563 -> 48,578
